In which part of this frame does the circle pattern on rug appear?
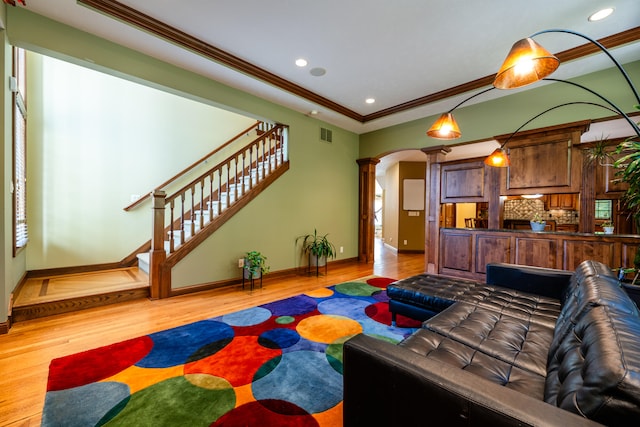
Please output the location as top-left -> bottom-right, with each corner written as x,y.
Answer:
334,281 -> 382,296
252,350 -> 343,413
296,314 -> 363,344
305,288 -> 334,298
211,400 -> 319,426
276,315 -> 295,324
222,306 -> 272,326
366,277 -> 397,288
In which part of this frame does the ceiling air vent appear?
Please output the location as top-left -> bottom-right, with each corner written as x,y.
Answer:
320,127 -> 333,143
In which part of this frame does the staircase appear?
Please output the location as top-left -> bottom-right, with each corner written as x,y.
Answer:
136,122 -> 289,297
8,122 -> 288,322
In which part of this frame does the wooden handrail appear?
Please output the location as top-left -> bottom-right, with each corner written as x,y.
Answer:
124,120 -> 264,211
165,125 -> 283,204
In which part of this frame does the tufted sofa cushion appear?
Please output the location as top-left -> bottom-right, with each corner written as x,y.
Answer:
545,305 -> 640,425
425,302 -> 554,377
399,327 -> 547,399
462,285 -> 562,328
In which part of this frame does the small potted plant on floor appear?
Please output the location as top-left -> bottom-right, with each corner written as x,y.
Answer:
601,220 -> 615,235
298,229 -> 336,268
530,213 -> 546,231
244,251 -> 269,280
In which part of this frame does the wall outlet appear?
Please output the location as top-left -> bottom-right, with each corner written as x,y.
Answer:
403,239 -> 408,245
238,258 -> 244,268
339,246 -> 344,253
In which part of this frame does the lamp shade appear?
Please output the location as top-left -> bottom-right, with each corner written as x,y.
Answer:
484,148 -> 510,167
493,38 -> 559,89
426,113 -> 461,139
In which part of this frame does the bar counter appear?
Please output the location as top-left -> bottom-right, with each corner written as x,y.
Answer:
439,227 -> 640,281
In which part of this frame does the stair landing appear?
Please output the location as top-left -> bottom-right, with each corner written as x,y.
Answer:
12,267 -> 149,322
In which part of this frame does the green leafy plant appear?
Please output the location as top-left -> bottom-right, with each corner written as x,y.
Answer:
244,251 -> 269,279
601,220 -> 614,227
586,135 -> 616,167
297,229 -> 336,260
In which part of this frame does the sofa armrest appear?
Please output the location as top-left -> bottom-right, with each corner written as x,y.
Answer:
486,263 -> 573,300
343,334 -> 602,427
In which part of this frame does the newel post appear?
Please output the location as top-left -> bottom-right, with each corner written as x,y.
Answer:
149,190 -> 167,299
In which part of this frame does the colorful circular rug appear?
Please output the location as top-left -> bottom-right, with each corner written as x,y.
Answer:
42,277 -> 420,426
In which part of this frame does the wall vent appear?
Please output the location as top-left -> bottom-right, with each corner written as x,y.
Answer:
320,127 -> 333,143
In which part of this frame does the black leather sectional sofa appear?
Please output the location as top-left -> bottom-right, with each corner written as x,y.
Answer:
343,261 -> 640,426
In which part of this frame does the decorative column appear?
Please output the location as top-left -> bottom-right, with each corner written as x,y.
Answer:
421,146 -> 451,273
580,150 -> 596,233
150,190 -> 168,299
357,158 -> 380,263
486,165 -> 504,230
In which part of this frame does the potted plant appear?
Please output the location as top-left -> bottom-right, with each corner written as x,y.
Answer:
244,250 -> 269,280
530,213 -> 546,231
297,229 -> 336,268
601,220 -> 615,234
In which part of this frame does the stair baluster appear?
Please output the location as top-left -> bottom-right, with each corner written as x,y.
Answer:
144,123 -> 289,298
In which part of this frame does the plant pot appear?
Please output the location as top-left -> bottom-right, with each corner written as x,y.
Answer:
603,226 -> 615,235
243,259 -> 262,280
243,267 -> 260,280
310,254 -> 327,267
530,221 -> 546,231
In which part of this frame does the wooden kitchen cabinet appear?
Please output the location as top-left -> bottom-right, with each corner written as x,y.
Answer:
441,161 -> 486,202
545,193 -> 578,210
439,228 -> 640,281
498,122 -> 588,195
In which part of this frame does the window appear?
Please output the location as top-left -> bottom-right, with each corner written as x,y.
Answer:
595,199 -> 612,220
13,47 -> 27,254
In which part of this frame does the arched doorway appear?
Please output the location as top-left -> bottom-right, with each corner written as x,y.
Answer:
357,149 -> 427,263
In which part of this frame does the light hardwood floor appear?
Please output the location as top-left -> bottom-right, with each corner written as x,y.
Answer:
13,267 -> 149,306
0,241 -> 425,427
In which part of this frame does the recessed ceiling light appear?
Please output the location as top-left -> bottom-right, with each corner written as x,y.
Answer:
588,7 -> 614,22
295,58 -> 308,67
365,98 -> 375,104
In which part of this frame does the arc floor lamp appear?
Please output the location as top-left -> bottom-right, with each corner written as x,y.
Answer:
427,29 -> 640,167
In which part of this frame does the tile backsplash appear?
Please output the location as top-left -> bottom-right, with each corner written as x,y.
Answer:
504,199 -> 579,224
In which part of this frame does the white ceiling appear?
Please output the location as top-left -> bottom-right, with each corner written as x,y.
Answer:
14,0 -> 640,137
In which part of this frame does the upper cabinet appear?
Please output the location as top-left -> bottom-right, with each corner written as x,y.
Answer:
498,122 -> 589,195
441,160 -> 486,203
545,193 -> 579,210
